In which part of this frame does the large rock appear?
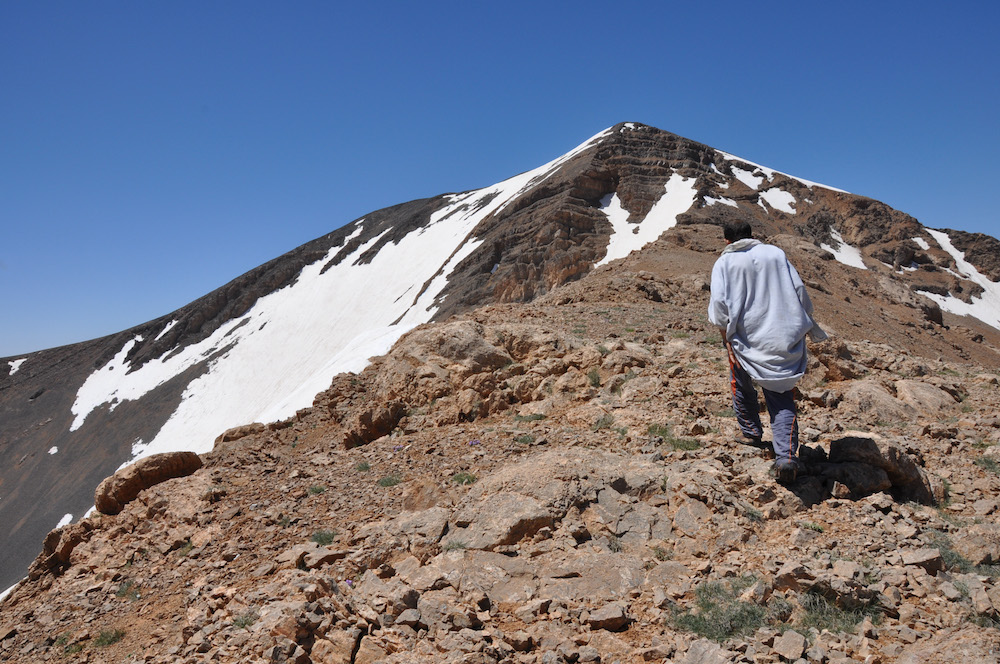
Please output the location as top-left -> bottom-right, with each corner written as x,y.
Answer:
952,523 -> 1000,566
94,451 -> 203,515
894,380 -> 957,412
841,381 -> 914,423
827,435 -> 935,503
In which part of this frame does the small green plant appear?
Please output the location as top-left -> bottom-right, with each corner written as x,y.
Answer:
647,423 -> 671,438
115,579 -> 140,601
652,545 -> 672,561
308,485 -> 326,495
278,515 -> 292,528
311,529 -> 337,546
672,331 -> 691,339
715,407 -> 736,418
452,472 -> 477,485
798,521 -> 824,533
515,433 -> 535,444
704,334 -> 722,346
94,629 -> 126,647
64,642 -> 85,655
176,540 -> 194,557
514,413 -> 547,422
377,474 -> 402,487
587,367 -> 601,387
592,413 -> 615,432
672,576 -> 766,642
443,540 -> 467,551
744,507 -> 763,523
355,461 -> 371,472
233,609 -> 259,630
608,536 -> 623,553
974,457 -> 1000,475
597,345 -> 610,356
796,591 -> 881,634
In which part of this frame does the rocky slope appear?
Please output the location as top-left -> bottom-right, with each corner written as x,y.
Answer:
5,122 -> 1000,595
2,223 -> 1000,663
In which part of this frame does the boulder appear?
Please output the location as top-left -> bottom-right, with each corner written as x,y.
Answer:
94,451 -> 203,515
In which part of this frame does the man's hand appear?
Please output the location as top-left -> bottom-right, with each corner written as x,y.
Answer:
719,327 -> 739,369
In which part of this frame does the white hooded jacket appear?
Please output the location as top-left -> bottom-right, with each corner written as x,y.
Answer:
708,239 -> 816,393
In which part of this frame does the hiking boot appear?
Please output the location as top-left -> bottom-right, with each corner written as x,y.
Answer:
774,459 -> 798,485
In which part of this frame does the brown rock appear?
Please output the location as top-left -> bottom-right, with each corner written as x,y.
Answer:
901,548 -> 944,574
952,523 -> 1000,566
772,629 -> 806,661
94,451 -> 203,515
586,603 -> 629,631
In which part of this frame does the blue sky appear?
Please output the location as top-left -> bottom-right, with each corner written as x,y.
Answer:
2,1 -> 997,357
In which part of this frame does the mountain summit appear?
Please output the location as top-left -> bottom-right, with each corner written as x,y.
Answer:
2,122 -> 999,599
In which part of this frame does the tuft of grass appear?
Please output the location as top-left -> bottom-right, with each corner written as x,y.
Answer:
796,591 -> 882,635
587,367 -> 602,387
176,540 -> 194,557
597,345 -> 610,356
115,579 -> 140,601
652,545 -> 673,561
64,642 -> 85,655
308,485 -> 326,495
377,474 -> 402,488
311,529 -> 337,546
94,629 -> 126,647
646,423 -> 700,450
514,413 -> 547,422
515,434 -> 535,445
592,413 -> 616,432
974,457 -> 1000,475
672,576 -> 766,643
443,540 -> 467,551
233,609 -> 259,630
798,521 -> 824,533
452,472 -> 477,485
355,461 -> 371,472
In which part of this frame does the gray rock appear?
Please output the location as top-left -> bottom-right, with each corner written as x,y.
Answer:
772,629 -> 806,660
586,603 -> 629,631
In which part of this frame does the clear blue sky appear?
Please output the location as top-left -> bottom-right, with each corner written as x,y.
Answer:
2,1 -> 997,357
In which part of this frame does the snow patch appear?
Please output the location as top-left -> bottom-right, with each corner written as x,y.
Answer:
56,513 -> 73,528
821,229 -> 868,270
917,229 -> 1000,330
758,188 -> 797,214
48,447 -> 58,455
731,166 -> 765,190
154,320 -> 178,341
704,196 -> 738,208
596,172 -> 697,267
719,151 -> 848,193
8,358 -> 25,375
0,581 -> 18,602
912,237 -> 930,250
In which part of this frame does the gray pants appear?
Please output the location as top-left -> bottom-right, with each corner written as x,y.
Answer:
728,357 -> 799,462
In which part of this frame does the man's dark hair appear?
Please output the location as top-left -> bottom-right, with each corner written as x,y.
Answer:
723,220 -> 753,242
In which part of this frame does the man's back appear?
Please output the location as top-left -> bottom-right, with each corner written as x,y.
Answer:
709,240 -> 813,392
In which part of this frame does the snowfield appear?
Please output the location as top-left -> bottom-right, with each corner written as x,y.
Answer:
918,229 -> 1000,330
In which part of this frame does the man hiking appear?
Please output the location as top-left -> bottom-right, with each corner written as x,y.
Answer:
708,220 -> 824,484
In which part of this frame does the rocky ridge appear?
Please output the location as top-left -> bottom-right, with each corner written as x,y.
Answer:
3,224 -> 1000,663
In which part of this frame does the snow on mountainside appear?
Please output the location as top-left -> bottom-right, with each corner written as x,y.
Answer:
68,126 -> 617,466
2,121 -> 1000,596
